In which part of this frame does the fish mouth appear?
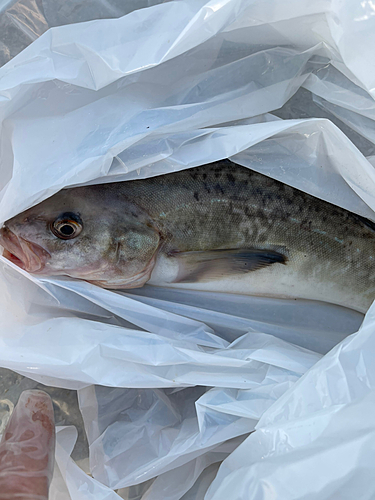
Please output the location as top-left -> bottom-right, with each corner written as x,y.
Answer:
0,226 -> 50,273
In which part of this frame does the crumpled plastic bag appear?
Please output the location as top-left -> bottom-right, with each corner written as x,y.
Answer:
1,0 -> 375,498
206,304 -> 375,500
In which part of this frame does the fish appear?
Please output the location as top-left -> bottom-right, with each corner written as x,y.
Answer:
1,159 -> 375,312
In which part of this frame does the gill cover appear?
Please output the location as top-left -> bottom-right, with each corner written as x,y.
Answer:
87,221 -> 162,289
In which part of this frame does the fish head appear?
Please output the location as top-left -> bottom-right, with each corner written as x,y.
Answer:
0,185 -> 161,288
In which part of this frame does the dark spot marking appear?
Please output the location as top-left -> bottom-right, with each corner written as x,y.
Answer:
203,182 -> 211,194
194,191 -> 200,201
203,173 -> 207,180
131,211 -> 138,218
227,173 -> 235,183
215,183 -> 224,194
300,219 -> 312,231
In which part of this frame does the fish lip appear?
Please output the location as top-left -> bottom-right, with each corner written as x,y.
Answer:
2,248 -> 26,269
0,226 -> 50,273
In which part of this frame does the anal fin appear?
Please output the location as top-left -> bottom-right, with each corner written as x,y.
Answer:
170,248 -> 287,284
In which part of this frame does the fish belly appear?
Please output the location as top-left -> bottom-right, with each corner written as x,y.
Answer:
148,253 -> 369,313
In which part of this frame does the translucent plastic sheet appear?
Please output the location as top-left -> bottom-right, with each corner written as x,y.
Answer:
206,303 -> 375,500
1,0 -> 375,498
0,0 -> 172,67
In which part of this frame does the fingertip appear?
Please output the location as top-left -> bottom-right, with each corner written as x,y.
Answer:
18,390 -> 55,439
18,389 -> 54,415
2,389 -> 55,446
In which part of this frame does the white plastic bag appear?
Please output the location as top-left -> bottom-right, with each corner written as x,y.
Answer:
206,303 -> 375,499
1,0 -> 375,498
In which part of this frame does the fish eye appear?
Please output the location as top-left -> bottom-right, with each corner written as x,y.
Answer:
51,213 -> 83,240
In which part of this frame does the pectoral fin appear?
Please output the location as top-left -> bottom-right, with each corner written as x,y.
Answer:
170,248 -> 287,283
